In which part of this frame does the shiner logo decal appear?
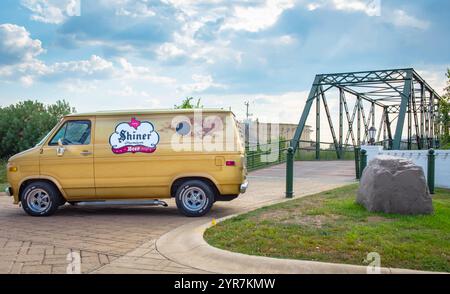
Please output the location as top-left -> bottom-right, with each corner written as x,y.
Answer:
109,118 -> 160,154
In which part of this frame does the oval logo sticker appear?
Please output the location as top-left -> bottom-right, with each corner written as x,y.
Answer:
109,118 -> 160,154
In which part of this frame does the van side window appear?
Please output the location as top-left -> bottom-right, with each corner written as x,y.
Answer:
49,121 -> 91,146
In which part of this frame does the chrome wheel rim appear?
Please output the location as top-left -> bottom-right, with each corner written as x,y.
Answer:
181,187 -> 207,212
26,188 -> 51,213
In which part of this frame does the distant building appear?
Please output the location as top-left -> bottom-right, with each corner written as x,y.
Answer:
239,120 -> 312,147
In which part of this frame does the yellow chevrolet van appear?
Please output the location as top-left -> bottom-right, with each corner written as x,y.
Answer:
5,109 -> 248,217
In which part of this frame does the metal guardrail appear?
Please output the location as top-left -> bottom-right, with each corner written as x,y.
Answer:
245,140 -> 355,171
246,139 -> 437,172
373,139 -> 441,151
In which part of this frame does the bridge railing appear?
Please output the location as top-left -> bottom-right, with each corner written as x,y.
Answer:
246,140 -> 355,171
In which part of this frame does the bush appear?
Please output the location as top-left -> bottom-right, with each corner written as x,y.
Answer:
0,100 -> 75,159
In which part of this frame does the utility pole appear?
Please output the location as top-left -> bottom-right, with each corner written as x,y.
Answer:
244,101 -> 253,121
244,101 -> 253,149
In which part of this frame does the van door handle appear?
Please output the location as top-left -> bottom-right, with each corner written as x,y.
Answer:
80,151 -> 92,156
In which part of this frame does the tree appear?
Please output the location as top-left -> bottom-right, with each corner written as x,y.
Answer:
174,97 -> 203,109
439,69 -> 450,148
0,100 -> 75,159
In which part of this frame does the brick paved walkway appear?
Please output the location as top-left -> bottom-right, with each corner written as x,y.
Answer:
0,161 -> 355,274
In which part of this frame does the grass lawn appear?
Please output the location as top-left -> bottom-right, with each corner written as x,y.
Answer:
0,160 -> 7,191
205,184 -> 450,272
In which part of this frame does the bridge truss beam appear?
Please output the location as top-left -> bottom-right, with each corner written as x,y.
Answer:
292,68 -> 443,153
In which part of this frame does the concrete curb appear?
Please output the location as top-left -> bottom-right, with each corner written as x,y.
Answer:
156,215 -> 443,274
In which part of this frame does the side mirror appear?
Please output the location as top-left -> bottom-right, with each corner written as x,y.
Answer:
57,139 -> 65,157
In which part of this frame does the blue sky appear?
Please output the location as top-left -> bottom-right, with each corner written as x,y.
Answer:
0,0 -> 449,128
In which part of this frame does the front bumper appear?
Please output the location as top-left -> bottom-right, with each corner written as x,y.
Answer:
4,186 -> 12,197
240,181 -> 249,194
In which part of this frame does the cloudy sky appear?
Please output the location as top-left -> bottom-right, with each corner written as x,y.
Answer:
0,0 -> 449,128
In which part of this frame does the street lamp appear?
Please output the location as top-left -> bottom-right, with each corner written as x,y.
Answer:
368,127 -> 377,145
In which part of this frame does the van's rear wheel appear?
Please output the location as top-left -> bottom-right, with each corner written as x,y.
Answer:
175,180 -> 214,217
21,182 -> 60,217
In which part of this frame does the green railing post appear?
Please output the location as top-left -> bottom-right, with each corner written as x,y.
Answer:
278,143 -> 282,164
286,147 -> 294,198
354,147 -> 361,180
360,149 -> 367,179
427,149 -> 435,194
251,152 -> 254,169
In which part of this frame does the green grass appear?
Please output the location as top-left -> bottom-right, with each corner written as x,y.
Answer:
205,185 -> 450,272
0,160 -> 7,191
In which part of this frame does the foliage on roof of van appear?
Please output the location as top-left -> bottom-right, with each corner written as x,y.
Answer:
66,108 -> 233,117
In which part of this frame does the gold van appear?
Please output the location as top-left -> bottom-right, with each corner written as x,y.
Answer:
5,109 -> 248,217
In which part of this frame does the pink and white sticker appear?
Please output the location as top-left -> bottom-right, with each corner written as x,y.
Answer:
109,118 -> 160,154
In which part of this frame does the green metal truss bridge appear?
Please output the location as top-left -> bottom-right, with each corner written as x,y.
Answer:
291,68 -> 444,159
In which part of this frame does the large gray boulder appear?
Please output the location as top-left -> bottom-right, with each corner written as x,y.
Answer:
357,155 -> 433,215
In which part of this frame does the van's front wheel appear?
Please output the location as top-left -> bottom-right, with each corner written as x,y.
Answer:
21,182 -> 60,217
175,180 -> 214,217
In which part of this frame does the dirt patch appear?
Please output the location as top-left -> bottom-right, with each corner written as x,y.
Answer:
253,210 -> 290,222
252,209 -> 342,228
281,214 -> 342,228
367,216 -> 394,223
252,197 -> 327,223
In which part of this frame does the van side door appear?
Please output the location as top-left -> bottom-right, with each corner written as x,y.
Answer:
40,118 -> 95,200
94,115 -> 166,199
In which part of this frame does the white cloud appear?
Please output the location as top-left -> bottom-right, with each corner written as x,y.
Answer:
307,2 -> 321,11
279,35 -> 296,45
155,22 -> 239,65
331,0 -> 380,16
153,0 -> 294,65
60,80 -> 98,93
0,54 -> 113,86
306,0 -> 380,16
0,24 -> 47,85
305,1 -> 431,30
0,24 -> 45,66
222,0 -> 295,32
19,76 -> 34,87
47,55 -> 115,79
179,74 -> 226,93
110,0 -> 156,18
156,43 -> 186,60
21,0 -> 80,24
0,23 -> 176,86
416,69 -> 449,96
0,47 -> 176,87
0,58 -> 47,86
117,58 -> 176,84
107,84 -> 159,99
388,9 -> 430,30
